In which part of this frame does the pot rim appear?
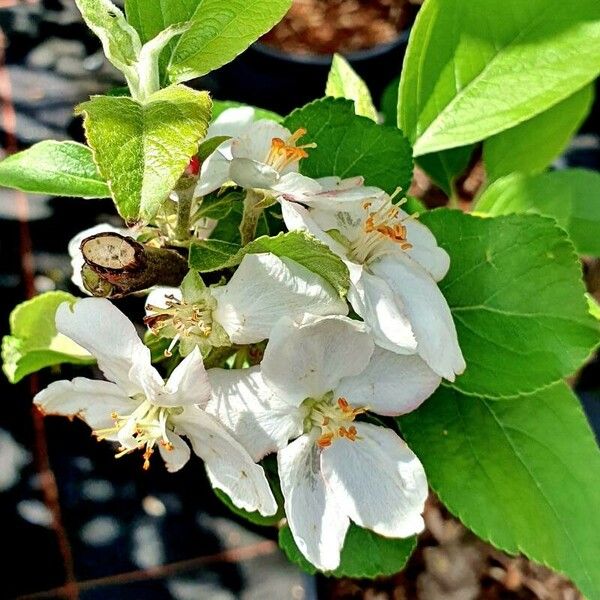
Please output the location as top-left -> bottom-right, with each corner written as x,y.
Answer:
252,28 -> 410,65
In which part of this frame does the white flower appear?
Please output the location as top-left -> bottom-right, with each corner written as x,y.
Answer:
207,315 -> 439,570
281,180 -> 465,381
68,223 -> 128,294
195,108 -> 319,198
145,252 -> 348,356
34,298 -> 277,517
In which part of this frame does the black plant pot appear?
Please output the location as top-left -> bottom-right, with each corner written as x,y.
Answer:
211,31 -> 410,116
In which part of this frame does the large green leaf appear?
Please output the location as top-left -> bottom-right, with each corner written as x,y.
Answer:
421,210 -> 598,397
284,98 -> 413,194
416,146 -> 475,197
190,230 -> 350,297
2,292 -> 94,384
326,54 -> 378,121
76,85 -> 211,223
0,141 -> 109,198
475,169 -> 600,256
399,0 -> 600,156
168,0 -> 292,83
399,382 -> 600,600
484,85 -> 594,182
124,0 -> 199,43
279,524 -> 416,578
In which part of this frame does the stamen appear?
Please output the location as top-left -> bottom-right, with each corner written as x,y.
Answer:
264,128 -> 316,173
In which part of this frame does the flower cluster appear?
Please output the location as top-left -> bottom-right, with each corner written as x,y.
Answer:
37,107 -> 464,571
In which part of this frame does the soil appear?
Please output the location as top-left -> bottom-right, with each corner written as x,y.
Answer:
261,0 -> 417,55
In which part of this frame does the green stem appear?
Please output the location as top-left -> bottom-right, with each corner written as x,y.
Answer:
239,189 -> 264,245
174,179 -> 196,242
204,345 -> 239,369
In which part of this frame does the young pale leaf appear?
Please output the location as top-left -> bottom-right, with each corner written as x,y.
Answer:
279,524 -> 416,578
2,292 -> 94,384
0,141 -> 109,198
75,0 -> 140,77
284,98 -> 413,194
77,85 -> 211,223
416,145 -> 475,197
189,231 -> 350,297
399,0 -> 600,156
325,54 -> 378,121
168,0 -> 293,83
421,210 -> 598,398
475,169 -> 600,257
399,382 -> 600,600
484,85 -> 594,182
125,0 -> 199,43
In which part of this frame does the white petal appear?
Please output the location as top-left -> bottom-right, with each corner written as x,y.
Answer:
348,267 -> 417,354
175,407 -> 278,516
306,179 -> 385,211
145,287 -> 181,311
321,422 -> 427,538
56,298 -> 162,396
34,377 -> 136,437
404,216 -> 450,282
207,366 -> 304,460
206,106 -> 256,139
271,172 -> 322,199
278,433 -> 350,571
262,315 -> 374,406
213,253 -> 348,345
195,140 -> 233,197
159,347 -> 211,407
68,223 -> 127,294
371,254 -> 466,381
335,347 -> 441,416
158,431 -> 191,473
280,201 -> 349,260
229,158 -> 280,190
231,120 -> 292,162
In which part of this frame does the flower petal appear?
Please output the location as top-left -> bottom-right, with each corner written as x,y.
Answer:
145,286 -> 181,310
158,347 -> 211,407
68,223 -> 127,294
371,254 -> 466,381
207,366 -> 304,460
213,253 -> 348,345
33,377 -> 136,437
195,140 -> 234,197
404,216 -> 450,282
278,432 -> 350,571
231,120 -> 292,163
271,172 -> 322,200
262,315 -> 374,406
229,158 -> 280,190
206,106 -> 256,139
321,422 -> 427,538
56,298 -> 162,396
158,431 -> 191,473
175,407 -> 278,516
335,348 -> 441,416
348,267 -> 417,355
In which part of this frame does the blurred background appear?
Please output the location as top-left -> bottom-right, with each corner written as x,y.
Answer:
0,1 -> 598,598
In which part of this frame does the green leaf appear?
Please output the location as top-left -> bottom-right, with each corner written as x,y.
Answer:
284,98 -> 413,194
188,239 -> 242,272
0,141 -> 109,198
587,294 -> 600,321
475,169 -> 600,256
168,0 -> 293,83
212,100 -> 283,123
2,292 -> 94,384
399,382 -> 600,600
421,209 -> 598,397
399,0 -> 600,156
190,231 -> 350,296
76,85 -> 211,223
380,76 -> 399,126
279,524 -> 416,577
325,54 -> 378,121
416,146 -> 475,196
214,489 -> 283,526
484,85 -> 594,182
125,0 -> 199,43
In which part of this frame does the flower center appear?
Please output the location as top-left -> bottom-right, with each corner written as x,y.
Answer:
145,294 -> 216,356
304,393 -> 367,448
264,128 -> 316,173
93,400 -> 182,470
349,197 -> 413,264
